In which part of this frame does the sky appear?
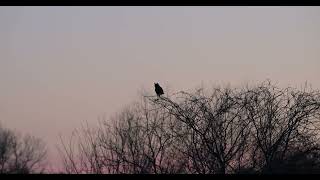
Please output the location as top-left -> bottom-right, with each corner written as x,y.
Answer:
1,6 -> 320,171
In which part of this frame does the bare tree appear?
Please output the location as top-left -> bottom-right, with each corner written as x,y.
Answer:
0,125 -> 47,174
59,100 -> 183,174
148,87 -> 252,174
59,80 -> 320,174
239,80 -> 320,173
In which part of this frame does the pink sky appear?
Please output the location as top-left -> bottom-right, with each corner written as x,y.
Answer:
1,6 -> 320,171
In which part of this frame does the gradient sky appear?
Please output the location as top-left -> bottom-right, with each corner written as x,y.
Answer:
1,6 -> 320,170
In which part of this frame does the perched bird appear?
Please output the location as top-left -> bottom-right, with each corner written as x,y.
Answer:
154,83 -> 164,97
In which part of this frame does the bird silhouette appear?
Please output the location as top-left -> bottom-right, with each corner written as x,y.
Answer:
154,83 -> 164,97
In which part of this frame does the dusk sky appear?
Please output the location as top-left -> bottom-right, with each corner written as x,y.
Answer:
1,6 -> 320,170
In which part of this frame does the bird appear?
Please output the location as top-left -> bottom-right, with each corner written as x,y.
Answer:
154,83 -> 164,97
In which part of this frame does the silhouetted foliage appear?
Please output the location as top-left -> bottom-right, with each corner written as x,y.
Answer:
0,125 -> 47,174
60,80 -> 320,174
